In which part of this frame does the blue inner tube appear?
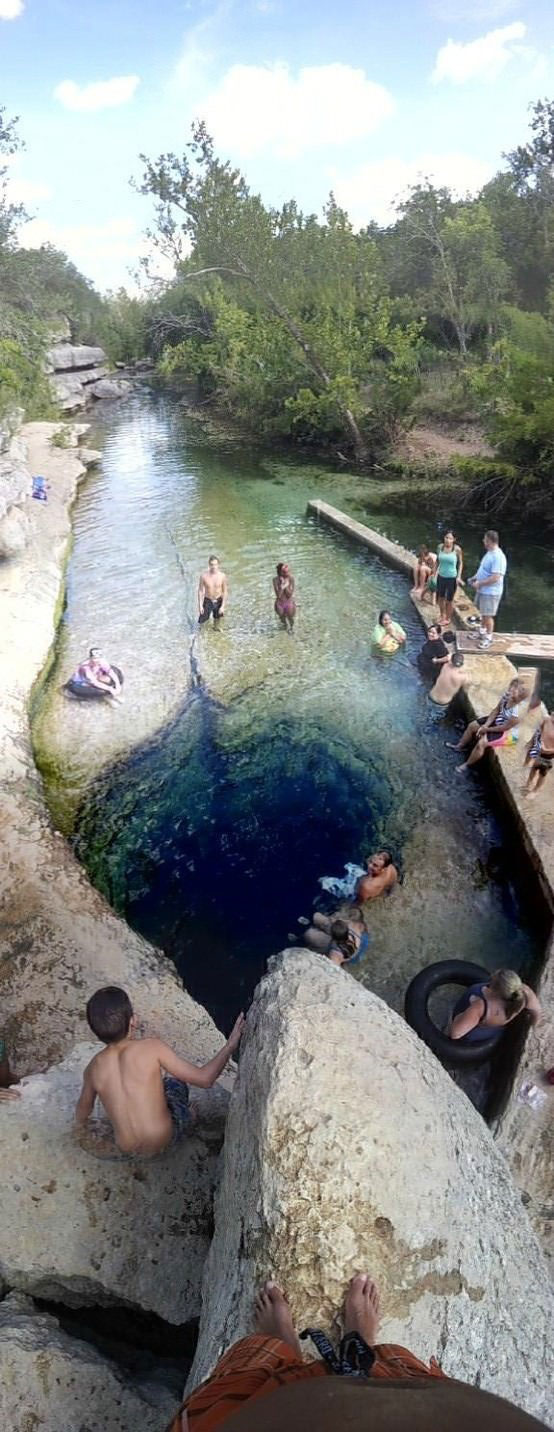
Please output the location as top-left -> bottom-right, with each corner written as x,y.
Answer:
64,666 -> 124,701
404,959 -> 502,1068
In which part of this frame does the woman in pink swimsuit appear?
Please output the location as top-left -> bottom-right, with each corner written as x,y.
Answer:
273,562 -> 296,632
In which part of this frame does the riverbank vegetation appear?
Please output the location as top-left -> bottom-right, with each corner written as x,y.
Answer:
2,96 -> 554,518
0,106 -> 104,424
119,98 -> 554,515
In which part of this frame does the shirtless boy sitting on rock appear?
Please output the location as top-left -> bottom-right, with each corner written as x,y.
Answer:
198,555 -> 228,624
75,986 -> 244,1157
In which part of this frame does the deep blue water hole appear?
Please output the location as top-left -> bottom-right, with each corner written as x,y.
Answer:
74,693 -> 388,1031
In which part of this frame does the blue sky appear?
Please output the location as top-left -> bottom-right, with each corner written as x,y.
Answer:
2,0 -> 553,291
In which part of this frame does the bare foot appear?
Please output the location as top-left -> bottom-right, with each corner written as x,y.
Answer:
344,1273 -> 381,1345
445,742 -> 461,750
254,1281 -> 302,1356
527,790 -> 537,802
455,763 -> 467,773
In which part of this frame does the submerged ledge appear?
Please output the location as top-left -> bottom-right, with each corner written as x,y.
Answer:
0,422 -> 231,1078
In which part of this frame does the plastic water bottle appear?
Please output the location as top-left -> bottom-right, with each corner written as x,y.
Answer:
517,1080 -> 548,1112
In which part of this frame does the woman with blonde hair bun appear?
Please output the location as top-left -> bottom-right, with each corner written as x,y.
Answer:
450,968 -> 541,1045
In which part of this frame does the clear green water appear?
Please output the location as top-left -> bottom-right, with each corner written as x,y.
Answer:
35,394 -> 545,1053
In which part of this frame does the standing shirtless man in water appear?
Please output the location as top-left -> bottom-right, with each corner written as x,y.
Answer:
198,555 -> 228,624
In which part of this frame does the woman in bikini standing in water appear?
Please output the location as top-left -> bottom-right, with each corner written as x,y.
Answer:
273,562 -> 296,632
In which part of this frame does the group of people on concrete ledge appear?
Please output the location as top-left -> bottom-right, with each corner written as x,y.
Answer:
412,528 -> 507,648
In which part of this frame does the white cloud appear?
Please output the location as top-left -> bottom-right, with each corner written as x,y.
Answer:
18,214 -> 173,292
432,21 -> 527,83
3,155 -> 52,207
200,61 -> 394,159
333,152 -> 494,229
0,0 -> 23,18
53,75 -> 140,112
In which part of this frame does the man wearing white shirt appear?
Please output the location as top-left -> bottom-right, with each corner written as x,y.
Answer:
468,530 -> 507,648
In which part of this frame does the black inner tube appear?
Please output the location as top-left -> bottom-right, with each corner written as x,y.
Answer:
405,959 -> 502,1068
64,665 -> 124,701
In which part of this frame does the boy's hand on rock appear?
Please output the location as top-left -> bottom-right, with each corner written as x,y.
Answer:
0,1088 -> 20,1101
228,1013 -> 245,1053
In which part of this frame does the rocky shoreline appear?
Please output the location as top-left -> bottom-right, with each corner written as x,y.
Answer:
0,424 -> 552,1428
0,422 -> 234,1425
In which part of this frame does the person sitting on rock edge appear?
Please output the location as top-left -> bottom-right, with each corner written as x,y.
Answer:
75,986 -> 244,1157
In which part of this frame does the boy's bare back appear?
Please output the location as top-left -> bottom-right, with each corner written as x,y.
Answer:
84,1038 -> 174,1154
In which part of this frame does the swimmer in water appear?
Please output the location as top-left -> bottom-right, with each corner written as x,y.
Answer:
430,651 -> 468,705
198,556 -> 228,624
356,853 -> 398,903
372,611 -> 406,655
273,562 -> 296,632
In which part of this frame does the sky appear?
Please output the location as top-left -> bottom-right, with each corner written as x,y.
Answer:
1,0 -> 553,292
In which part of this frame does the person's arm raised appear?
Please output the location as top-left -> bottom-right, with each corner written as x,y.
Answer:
450,1000 -> 484,1040
522,986 -> 542,1025
155,1014 -> 245,1089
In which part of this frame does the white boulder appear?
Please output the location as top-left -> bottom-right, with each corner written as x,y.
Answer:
0,1292 -> 177,1432
90,377 -> 131,400
189,951 -> 554,1426
0,1042 -> 228,1323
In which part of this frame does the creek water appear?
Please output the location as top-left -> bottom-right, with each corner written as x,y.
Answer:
35,393 -> 547,1050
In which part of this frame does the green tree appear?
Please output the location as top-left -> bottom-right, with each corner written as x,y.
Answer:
136,127 -> 421,459
396,194 -> 508,356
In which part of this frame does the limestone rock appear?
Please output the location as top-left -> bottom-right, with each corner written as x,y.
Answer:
189,952 -> 554,1426
48,344 -> 106,372
0,1042 -> 227,1322
0,432 -> 31,519
0,506 -> 31,557
79,447 -> 102,467
0,1292 -> 177,1432
53,374 -> 87,412
495,931 -> 554,1263
90,377 -> 131,400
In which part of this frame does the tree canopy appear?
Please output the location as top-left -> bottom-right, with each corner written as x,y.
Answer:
0,105 -> 106,421
130,99 -> 554,511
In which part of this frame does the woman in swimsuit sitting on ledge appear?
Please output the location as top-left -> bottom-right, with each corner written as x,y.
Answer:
449,968 -> 541,1046
523,713 -> 554,801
